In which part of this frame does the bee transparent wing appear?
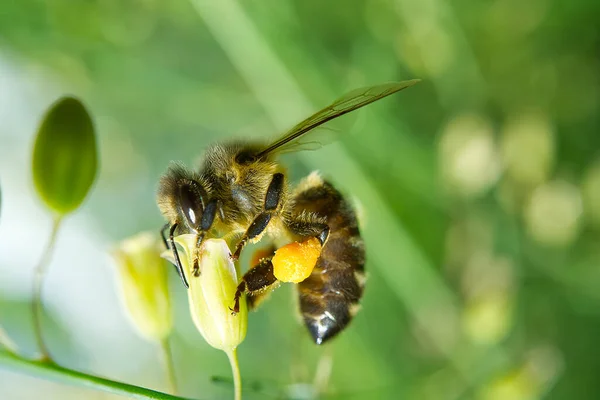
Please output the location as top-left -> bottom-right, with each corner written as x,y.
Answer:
271,126 -> 340,155
256,79 -> 420,157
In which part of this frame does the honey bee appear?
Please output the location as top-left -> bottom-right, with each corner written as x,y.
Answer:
157,80 -> 420,344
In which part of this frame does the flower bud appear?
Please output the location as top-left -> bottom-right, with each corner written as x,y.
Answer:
113,231 -> 173,342
162,235 -> 247,351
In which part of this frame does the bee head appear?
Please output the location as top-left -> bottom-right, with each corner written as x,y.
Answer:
157,163 -> 208,232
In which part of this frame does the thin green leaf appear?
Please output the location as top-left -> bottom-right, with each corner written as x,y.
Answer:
32,97 -> 98,215
0,350 -> 188,400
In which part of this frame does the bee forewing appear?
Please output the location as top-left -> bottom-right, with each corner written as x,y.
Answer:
257,79 -> 421,157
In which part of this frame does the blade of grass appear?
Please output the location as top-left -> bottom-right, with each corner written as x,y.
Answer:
0,350 -> 189,400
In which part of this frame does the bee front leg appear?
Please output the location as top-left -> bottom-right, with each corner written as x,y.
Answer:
160,223 -> 170,249
192,199 -> 219,277
161,223 -> 190,289
232,173 -> 284,260
231,258 -> 278,314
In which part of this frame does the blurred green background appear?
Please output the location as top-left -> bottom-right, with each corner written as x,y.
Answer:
1,0 -> 599,399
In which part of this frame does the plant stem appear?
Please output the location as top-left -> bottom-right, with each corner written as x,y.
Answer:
225,348 -> 242,400
160,338 -> 178,395
0,325 -> 18,354
31,216 -> 62,362
0,350 -> 187,400
313,346 -> 333,396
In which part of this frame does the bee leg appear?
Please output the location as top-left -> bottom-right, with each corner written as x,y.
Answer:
250,245 -> 277,269
163,223 -> 189,289
232,213 -> 272,260
191,199 -> 219,277
160,223 -> 170,249
231,258 -> 278,314
285,216 -> 330,247
232,173 -> 284,260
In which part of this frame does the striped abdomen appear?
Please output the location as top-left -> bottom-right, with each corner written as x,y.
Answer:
293,175 -> 365,344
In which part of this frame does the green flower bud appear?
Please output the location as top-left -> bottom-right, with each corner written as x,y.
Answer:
113,231 -> 173,342
162,235 -> 247,351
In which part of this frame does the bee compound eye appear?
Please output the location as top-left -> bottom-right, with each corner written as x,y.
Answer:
178,183 -> 204,228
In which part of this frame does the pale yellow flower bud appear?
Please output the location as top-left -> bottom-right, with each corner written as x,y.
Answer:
162,235 -> 247,351
113,231 -> 173,342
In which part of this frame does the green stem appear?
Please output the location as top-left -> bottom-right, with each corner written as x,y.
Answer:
32,216 -> 62,361
0,325 -> 18,354
160,338 -> 178,395
225,348 -> 242,400
313,346 -> 333,396
0,350 -> 188,400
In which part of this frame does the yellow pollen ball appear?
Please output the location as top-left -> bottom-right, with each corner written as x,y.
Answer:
272,237 -> 322,283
